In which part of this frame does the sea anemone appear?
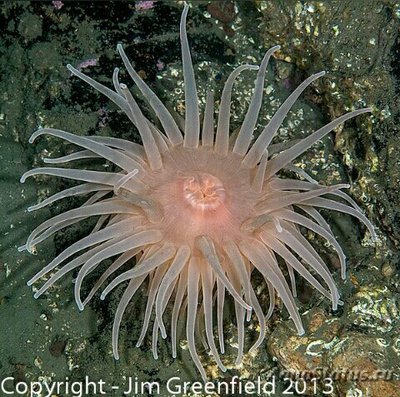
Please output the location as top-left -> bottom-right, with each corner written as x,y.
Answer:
20,3 -> 375,379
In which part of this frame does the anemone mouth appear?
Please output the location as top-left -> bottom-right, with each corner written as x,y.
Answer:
20,2 -> 375,382
183,172 -> 226,211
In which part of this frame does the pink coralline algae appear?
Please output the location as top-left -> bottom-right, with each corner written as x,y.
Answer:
76,58 -> 98,71
52,1 -> 64,10
97,107 -> 109,128
156,59 -> 165,71
135,1 -> 156,12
